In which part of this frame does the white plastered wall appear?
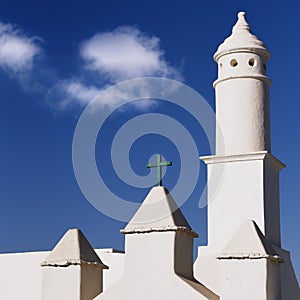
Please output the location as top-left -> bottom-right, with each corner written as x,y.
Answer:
205,154 -> 281,249
0,249 -> 125,300
219,259 -> 280,300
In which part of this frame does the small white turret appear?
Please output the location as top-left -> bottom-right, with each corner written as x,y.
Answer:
214,12 -> 271,155
95,186 -> 219,300
41,229 -> 108,300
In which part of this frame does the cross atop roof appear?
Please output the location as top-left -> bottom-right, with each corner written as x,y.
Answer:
147,154 -> 172,186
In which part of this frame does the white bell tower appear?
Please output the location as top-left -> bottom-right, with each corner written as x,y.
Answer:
194,12 -> 300,299
214,11 -> 271,155
205,10 -> 282,251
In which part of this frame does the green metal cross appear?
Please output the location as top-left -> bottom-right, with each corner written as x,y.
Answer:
147,154 -> 172,186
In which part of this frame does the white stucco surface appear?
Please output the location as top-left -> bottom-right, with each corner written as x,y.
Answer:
121,186 -> 197,237
41,229 -> 107,268
96,187 -> 219,300
42,265 -> 81,300
0,251 -> 46,300
194,11 -> 300,299
0,249 -> 125,300
218,220 -> 282,300
202,152 -> 283,248
214,12 -> 271,156
41,229 -> 109,299
220,259 -> 278,300
273,246 -> 300,299
0,11 -> 299,300
214,12 -> 270,61
95,249 -> 125,290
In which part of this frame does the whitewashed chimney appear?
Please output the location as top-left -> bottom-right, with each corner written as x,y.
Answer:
217,220 -> 282,300
95,186 -> 219,300
41,228 -> 108,300
196,9 -> 283,257
194,12 -> 299,298
214,11 -> 271,155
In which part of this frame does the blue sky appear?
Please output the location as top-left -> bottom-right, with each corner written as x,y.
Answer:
0,0 -> 299,281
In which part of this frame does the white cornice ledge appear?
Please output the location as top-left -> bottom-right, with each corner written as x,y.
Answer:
40,259 -> 109,268
120,225 -> 198,238
213,74 -> 271,88
200,151 -> 286,170
216,253 -> 283,263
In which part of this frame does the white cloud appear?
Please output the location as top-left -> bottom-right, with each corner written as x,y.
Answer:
56,79 -> 148,109
46,80 -> 102,110
0,21 -> 41,72
0,22 -> 182,112
62,81 -> 101,104
56,77 -> 180,113
55,26 -> 182,109
79,26 -> 181,82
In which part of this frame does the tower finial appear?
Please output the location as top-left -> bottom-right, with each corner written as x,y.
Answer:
233,11 -> 251,33
214,11 -> 270,62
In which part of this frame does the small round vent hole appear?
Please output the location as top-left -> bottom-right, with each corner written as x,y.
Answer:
230,59 -> 238,67
248,58 -> 255,67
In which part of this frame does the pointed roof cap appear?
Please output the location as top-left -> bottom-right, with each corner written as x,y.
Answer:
214,12 -> 270,61
217,220 -> 283,263
41,228 -> 108,268
120,186 -> 198,237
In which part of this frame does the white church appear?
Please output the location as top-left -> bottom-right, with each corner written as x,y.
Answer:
1,12 -> 299,300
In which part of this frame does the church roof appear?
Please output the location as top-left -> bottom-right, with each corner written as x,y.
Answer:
120,186 -> 198,237
217,220 -> 283,263
214,12 -> 270,61
41,228 -> 108,268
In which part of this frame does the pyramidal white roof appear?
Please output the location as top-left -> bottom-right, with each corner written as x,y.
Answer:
121,186 -> 198,237
41,228 -> 108,268
214,12 -> 270,61
217,220 -> 282,262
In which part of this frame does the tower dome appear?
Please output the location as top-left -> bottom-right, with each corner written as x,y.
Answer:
214,12 -> 270,61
